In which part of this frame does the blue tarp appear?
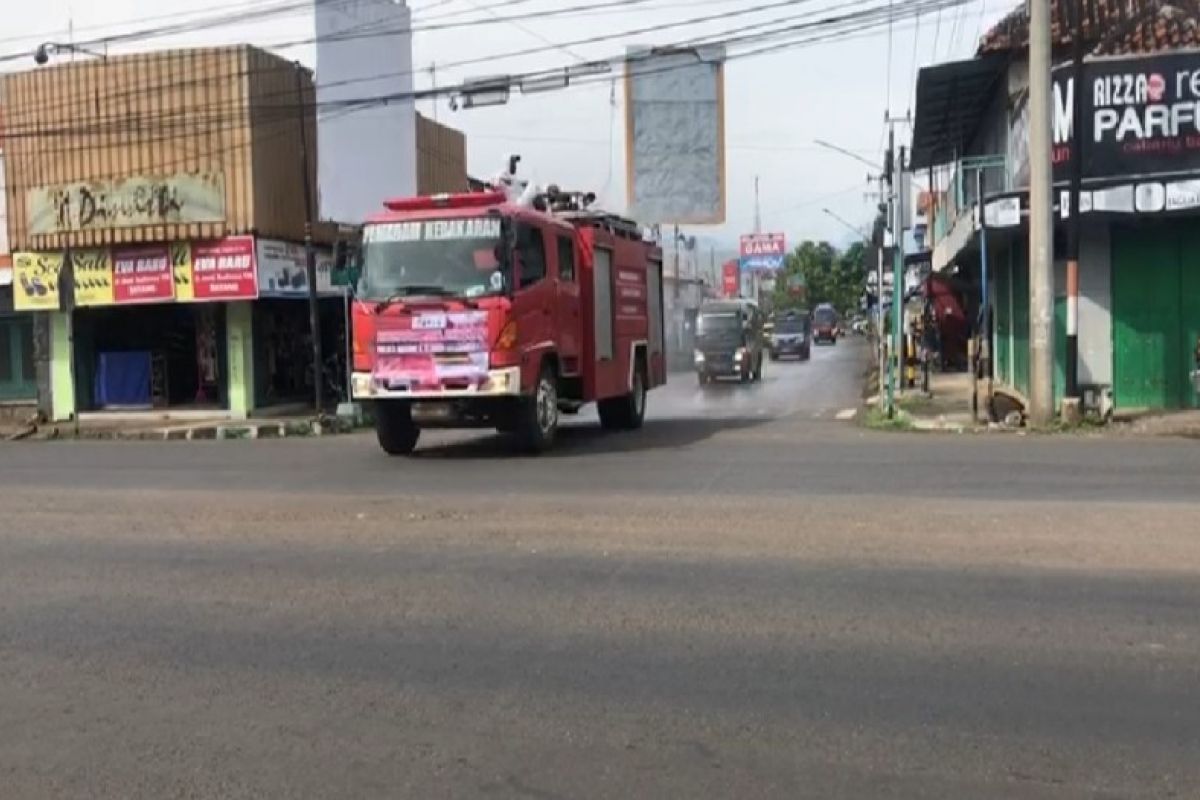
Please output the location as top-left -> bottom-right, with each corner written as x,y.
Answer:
95,351 -> 152,407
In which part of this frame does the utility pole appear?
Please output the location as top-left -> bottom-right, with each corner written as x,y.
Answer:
882,115 -> 910,418
295,62 -> 324,415
976,168 -> 990,422
1065,0 -> 1085,401
894,145 -> 907,402
753,175 -> 762,234
884,123 -> 897,417
1028,0 -> 1055,425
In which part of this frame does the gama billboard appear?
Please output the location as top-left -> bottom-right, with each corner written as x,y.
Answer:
739,232 -> 786,271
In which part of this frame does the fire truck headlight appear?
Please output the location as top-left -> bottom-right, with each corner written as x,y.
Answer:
734,348 -> 745,362
352,373 -> 374,398
693,350 -> 705,364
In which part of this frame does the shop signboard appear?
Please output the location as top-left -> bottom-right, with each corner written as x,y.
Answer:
171,242 -> 194,302
739,232 -> 786,271
26,172 -> 226,236
1013,50 -> 1200,186
71,249 -> 115,306
112,244 -> 174,304
12,252 -> 62,310
190,236 -> 258,301
255,238 -> 338,298
721,260 -> 739,297
372,310 -> 490,391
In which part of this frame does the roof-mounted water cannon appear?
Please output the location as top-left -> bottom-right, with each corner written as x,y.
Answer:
492,154 -> 533,204
544,186 -> 598,213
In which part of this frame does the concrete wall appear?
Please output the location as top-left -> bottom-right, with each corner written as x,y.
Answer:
1053,222 -> 1112,386
315,0 -> 416,222
1079,224 -> 1113,386
415,113 -> 468,195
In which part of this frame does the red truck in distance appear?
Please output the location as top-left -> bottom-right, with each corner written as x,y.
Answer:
337,169 -> 666,455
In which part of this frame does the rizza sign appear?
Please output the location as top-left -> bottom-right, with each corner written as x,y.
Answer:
1042,51 -> 1200,181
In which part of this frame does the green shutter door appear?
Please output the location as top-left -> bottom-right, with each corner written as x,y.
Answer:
1112,226 -> 1183,410
0,316 -> 37,401
994,246 -> 1012,386
1180,226 -> 1200,409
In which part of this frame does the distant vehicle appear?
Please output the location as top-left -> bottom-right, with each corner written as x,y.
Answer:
769,309 -> 811,361
813,303 -> 839,345
695,299 -> 765,385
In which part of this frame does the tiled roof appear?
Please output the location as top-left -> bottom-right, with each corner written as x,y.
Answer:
978,0 -> 1200,56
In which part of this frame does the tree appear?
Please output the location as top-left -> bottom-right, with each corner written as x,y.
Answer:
773,239 -> 866,315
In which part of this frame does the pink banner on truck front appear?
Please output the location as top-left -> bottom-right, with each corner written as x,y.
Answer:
373,310 -> 490,391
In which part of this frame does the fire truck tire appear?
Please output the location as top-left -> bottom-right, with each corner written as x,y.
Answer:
599,362 -> 647,430
516,365 -> 559,453
375,402 -> 420,456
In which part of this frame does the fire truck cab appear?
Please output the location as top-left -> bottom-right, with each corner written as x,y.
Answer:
341,176 -> 665,455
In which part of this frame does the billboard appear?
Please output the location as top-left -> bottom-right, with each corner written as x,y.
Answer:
625,45 -> 726,225
1011,50 -> 1200,186
739,233 -> 786,271
721,260 -> 739,297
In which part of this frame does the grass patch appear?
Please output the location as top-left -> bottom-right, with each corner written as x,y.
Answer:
864,406 -> 915,431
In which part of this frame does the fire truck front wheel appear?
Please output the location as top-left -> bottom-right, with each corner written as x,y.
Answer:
375,402 -> 420,456
515,364 -> 559,453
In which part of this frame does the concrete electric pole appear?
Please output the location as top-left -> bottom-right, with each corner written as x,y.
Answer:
1027,0 -> 1056,425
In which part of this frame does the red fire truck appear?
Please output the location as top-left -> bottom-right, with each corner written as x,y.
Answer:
338,171 -> 666,455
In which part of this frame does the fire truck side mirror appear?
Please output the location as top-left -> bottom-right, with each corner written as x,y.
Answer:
330,240 -> 358,288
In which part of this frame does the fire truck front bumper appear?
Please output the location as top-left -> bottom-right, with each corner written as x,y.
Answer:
351,368 -> 522,401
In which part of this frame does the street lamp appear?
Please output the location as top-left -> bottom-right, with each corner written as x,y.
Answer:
813,139 -> 882,171
34,41 -> 108,65
822,208 -> 870,242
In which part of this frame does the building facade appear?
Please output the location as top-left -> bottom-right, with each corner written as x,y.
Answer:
2,47 -> 346,422
913,0 -> 1200,413
315,0 -> 417,222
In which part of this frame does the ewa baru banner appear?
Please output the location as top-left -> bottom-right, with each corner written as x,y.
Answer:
113,245 -> 175,304
189,236 -> 258,301
739,233 -> 787,270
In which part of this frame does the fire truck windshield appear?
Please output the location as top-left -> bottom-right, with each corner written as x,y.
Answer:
359,217 -> 506,300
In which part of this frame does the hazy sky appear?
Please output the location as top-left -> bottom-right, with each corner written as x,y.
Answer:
2,0 -> 1010,248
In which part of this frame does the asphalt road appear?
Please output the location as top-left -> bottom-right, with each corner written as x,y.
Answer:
3,338 -> 1200,799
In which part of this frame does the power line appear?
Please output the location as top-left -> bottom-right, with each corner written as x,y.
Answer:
457,0 -> 589,62
884,0 -> 894,114
4,0 -> 895,124
0,0 -> 673,65
1,0 -> 965,155
1,12 -> 936,236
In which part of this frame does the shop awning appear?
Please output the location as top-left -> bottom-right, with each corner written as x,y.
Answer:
910,55 -> 1008,171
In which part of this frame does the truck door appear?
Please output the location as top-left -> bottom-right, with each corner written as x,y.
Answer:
553,233 -> 582,375
514,222 -> 555,383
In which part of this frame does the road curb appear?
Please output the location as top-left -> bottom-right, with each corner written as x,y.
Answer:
25,417 -> 367,443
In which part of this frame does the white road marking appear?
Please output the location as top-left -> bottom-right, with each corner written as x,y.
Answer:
836,408 -> 858,421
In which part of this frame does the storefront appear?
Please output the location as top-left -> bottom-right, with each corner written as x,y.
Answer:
1,258 -> 38,404
11,236 -> 345,421
254,237 -> 347,407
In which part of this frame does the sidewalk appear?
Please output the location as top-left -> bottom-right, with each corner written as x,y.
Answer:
895,372 -> 981,432
7,407 -> 368,443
